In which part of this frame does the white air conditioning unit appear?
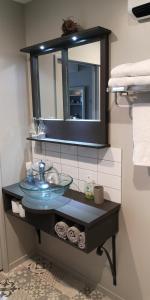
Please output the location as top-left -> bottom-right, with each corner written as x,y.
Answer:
128,0 -> 150,22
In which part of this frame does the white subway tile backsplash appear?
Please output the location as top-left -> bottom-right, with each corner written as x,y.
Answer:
61,144 -> 77,156
34,141 -> 42,150
45,150 -> 61,164
45,142 -> 60,153
98,159 -> 121,176
53,162 -> 62,173
32,157 -> 39,164
32,142 -> 122,203
98,173 -> 121,190
78,181 -> 121,204
78,146 -> 98,158
61,153 -> 78,167
70,179 -> 79,191
79,168 -> 97,183
41,142 -> 46,155
33,153 -> 44,161
98,147 -> 121,162
78,180 -> 85,193
78,156 -> 97,172
61,164 -> 78,179
34,142 -> 42,154
104,186 -> 121,204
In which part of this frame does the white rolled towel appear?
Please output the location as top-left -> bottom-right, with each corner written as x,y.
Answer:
111,59 -> 150,78
55,221 -> 69,240
108,76 -> 150,88
67,226 -> 80,244
11,200 -> 20,214
78,232 -> 86,250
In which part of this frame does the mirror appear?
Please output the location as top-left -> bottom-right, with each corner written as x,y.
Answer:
22,26 -> 111,146
67,42 -> 100,120
38,51 -> 63,120
38,42 -> 101,121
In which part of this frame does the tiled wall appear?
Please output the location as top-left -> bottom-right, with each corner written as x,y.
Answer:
32,142 -> 122,204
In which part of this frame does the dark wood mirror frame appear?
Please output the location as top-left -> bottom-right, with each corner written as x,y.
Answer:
21,26 -> 111,148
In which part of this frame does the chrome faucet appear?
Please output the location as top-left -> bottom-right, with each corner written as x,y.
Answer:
39,160 -> 46,182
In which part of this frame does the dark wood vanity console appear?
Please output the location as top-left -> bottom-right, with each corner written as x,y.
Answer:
2,184 -> 120,285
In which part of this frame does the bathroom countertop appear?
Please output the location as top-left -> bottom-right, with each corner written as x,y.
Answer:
2,183 -> 120,258
2,183 -> 120,228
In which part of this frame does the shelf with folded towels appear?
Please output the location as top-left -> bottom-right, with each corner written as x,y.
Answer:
54,214 -> 86,250
54,218 -> 86,251
2,183 -> 120,285
108,59 -> 150,107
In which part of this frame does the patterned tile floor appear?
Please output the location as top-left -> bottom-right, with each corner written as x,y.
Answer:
0,257 -> 112,300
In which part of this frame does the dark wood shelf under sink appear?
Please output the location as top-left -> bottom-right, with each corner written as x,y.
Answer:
2,183 -> 120,285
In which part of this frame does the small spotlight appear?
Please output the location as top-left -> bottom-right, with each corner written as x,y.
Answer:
40,45 -> 45,50
76,39 -> 86,43
44,48 -> 54,52
72,36 -> 78,41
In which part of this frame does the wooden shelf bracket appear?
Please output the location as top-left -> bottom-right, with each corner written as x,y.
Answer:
96,235 -> 116,286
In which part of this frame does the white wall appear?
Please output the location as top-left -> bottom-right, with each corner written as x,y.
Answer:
68,42 -> 100,65
0,0 -> 35,270
25,1 -> 150,300
0,0 -> 28,185
39,52 -> 64,119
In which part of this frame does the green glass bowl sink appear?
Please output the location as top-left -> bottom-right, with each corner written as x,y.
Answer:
19,173 -> 73,210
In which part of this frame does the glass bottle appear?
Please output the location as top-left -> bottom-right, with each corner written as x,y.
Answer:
38,119 -> 46,138
84,177 -> 95,200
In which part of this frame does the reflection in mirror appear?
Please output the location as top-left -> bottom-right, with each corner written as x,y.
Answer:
38,51 -> 63,120
67,42 -> 101,121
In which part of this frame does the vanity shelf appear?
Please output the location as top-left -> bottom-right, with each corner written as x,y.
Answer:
21,26 -> 111,55
27,137 -> 109,149
2,183 -> 120,285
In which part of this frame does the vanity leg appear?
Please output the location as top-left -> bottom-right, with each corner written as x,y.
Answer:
112,235 -> 116,285
96,235 -> 116,286
36,228 -> 41,244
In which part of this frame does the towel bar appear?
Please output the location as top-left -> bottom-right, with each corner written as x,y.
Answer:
107,85 -> 150,108
114,92 -> 132,108
107,85 -> 150,93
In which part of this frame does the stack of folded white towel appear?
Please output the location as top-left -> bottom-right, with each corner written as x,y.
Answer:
108,59 -> 150,87
109,58 -> 150,166
54,221 -> 86,250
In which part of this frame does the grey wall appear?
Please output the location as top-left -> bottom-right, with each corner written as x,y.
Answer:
25,1 -> 150,300
0,0 -> 28,185
0,0 -> 35,270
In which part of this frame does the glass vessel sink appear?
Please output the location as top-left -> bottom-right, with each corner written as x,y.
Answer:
19,160 -> 73,210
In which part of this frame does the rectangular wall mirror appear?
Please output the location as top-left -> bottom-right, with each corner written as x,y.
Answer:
67,42 -> 100,121
39,51 -> 63,120
21,26 -> 111,147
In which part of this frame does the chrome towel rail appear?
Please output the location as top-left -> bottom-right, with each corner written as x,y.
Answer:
107,85 -> 150,108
